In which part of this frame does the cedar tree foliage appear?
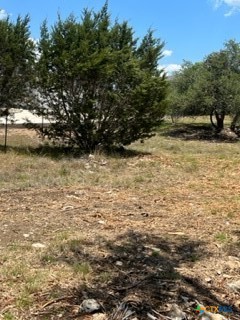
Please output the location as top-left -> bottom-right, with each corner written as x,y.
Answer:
0,15 -> 35,116
33,3 -> 168,151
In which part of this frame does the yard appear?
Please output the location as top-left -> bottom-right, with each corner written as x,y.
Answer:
0,120 -> 240,319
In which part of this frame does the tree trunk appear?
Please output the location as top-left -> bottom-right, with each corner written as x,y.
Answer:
4,113 -> 8,152
210,109 -> 225,132
230,112 -> 240,133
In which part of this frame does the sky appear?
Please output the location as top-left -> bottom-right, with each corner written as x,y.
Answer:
1,0 -> 240,73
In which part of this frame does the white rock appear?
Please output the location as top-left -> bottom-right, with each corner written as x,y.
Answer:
32,243 -> 46,248
23,233 -> 30,238
79,299 -> 101,313
97,220 -> 106,225
115,261 -> 123,266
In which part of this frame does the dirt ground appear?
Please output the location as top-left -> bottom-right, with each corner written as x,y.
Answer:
0,126 -> 240,319
1,184 -> 240,319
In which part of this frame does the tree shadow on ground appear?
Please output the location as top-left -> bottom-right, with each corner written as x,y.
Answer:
38,230 -> 239,319
160,123 -> 239,143
0,144 -> 151,160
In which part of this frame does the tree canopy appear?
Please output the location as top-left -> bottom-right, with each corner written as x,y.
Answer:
0,15 -> 35,116
32,4 -> 168,151
168,40 -> 240,133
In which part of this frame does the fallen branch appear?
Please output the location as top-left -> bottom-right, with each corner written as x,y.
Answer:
40,295 -> 74,309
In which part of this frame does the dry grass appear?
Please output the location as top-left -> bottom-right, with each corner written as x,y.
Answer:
0,120 -> 240,319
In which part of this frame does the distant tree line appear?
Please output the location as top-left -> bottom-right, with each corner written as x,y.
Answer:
168,40 -> 240,133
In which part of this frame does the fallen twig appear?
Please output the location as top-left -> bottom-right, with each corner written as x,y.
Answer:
40,295 -> 74,309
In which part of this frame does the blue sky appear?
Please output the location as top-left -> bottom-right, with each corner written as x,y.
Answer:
1,0 -> 240,73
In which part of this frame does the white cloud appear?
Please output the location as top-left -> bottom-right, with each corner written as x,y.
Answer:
159,64 -> 182,75
212,0 -> 240,16
162,49 -> 173,57
0,9 -> 8,20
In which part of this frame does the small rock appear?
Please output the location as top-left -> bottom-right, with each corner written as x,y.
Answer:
97,220 -> 105,225
23,233 -> 30,238
115,261 -> 123,266
205,277 -> 212,283
32,243 -> 46,248
79,299 -> 101,313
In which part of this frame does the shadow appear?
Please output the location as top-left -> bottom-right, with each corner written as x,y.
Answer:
0,143 -> 151,160
39,230 -> 240,319
102,146 -> 151,158
160,123 -> 239,143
